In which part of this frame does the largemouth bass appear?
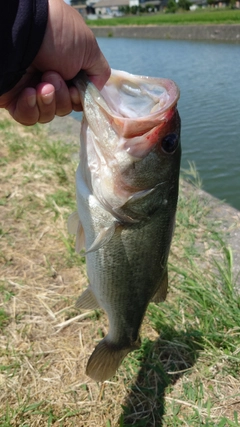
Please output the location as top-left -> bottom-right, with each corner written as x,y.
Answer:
68,69 -> 181,382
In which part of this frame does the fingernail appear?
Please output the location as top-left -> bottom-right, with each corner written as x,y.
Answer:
42,92 -> 54,105
27,94 -> 36,108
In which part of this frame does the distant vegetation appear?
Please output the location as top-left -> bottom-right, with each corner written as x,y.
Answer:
86,8 -> 240,26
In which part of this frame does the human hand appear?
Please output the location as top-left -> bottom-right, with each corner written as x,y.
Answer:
0,0 -> 110,126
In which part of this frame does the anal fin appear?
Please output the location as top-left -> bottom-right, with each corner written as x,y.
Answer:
75,287 -> 100,310
151,269 -> 168,303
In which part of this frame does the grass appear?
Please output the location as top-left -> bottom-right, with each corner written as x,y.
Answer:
0,110 -> 240,426
86,8 -> 240,26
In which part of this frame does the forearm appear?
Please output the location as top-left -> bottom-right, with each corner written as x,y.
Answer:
0,0 -> 48,96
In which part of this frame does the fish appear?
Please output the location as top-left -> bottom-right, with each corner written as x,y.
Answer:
68,69 -> 181,382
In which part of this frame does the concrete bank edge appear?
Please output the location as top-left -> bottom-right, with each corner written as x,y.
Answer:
90,24 -> 240,42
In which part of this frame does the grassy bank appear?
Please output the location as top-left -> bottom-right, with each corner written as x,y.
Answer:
0,111 -> 240,426
86,9 -> 240,26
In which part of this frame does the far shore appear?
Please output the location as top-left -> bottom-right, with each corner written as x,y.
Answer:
90,24 -> 240,42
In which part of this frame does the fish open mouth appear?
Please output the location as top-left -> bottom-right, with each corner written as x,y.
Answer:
99,69 -> 180,138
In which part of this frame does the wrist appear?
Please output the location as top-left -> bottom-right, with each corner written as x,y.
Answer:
34,0 -> 83,79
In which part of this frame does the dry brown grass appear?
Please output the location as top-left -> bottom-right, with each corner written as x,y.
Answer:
1,110 -> 240,426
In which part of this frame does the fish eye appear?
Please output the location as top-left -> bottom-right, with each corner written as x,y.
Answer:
161,133 -> 179,154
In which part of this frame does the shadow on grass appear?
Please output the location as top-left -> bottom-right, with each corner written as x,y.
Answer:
120,326 -> 203,427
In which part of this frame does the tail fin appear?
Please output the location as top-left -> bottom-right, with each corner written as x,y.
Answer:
86,337 -> 140,382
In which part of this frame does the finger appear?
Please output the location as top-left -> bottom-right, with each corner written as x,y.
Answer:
36,82 -> 56,124
7,87 -> 40,126
69,86 -> 82,112
87,60 -> 111,91
84,42 -> 111,91
42,72 -> 73,117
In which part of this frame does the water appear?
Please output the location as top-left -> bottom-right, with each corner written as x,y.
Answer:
73,38 -> 240,210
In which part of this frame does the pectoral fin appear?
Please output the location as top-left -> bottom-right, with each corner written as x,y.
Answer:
112,188 -> 155,223
113,183 -> 164,223
67,211 -> 79,235
75,286 -> 100,309
67,211 -> 85,253
75,221 -> 85,253
85,223 -> 116,254
151,270 -> 168,303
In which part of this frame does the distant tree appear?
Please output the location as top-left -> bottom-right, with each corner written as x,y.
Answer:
146,3 -> 154,11
229,0 -> 236,8
130,5 -> 140,14
178,0 -> 192,10
166,0 -> 178,12
120,5 -> 130,14
70,0 -> 86,5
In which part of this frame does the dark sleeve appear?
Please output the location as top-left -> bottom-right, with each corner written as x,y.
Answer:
0,0 -> 48,96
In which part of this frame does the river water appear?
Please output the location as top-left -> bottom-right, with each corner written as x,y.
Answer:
73,37 -> 240,210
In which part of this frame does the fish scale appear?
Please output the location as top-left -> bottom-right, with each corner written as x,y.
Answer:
68,69 -> 181,382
